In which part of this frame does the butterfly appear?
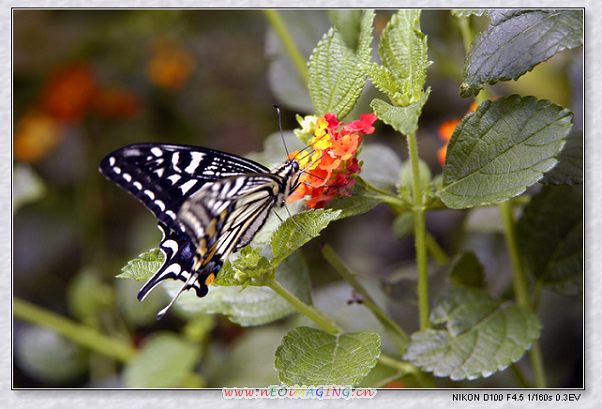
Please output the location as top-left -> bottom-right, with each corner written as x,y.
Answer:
99,142 -> 305,319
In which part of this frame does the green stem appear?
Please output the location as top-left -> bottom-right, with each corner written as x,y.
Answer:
499,202 -> 547,388
510,363 -> 531,388
406,132 -> 429,330
13,298 -> 136,363
377,354 -> 417,374
265,278 -> 341,334
378,354 -> 435,388
321,244 -> 409,350
425,232 -> 449,265
456,16 -> 474,52
263,10 -> 309,85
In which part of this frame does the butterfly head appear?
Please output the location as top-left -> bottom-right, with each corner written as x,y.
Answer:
271,158 -> 301,205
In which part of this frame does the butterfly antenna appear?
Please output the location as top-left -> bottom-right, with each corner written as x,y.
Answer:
156,273 -> 198,320
273,105 -> 289,158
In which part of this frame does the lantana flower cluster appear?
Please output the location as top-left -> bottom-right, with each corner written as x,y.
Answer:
288,112 -> 378,208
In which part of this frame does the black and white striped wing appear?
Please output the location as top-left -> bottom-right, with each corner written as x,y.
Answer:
99,143 -> 270,234
136,174 -> 281,300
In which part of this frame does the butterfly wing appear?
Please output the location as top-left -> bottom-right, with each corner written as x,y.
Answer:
99,143 -> 270,233
137,173 -> 282,300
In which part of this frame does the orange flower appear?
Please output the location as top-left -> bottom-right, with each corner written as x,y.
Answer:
14,111 -> 63,163
289,112 -> 378,209
93,87 -> 140,119
437,101 -> 478,166
40,63 -> 96,122
147,38 -> 196,90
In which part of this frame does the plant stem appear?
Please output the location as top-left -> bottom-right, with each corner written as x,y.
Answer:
406,132 -> 430,330
378,354 -> 417,374
456,16 -> 474,52
263,10 -> 309,85
510,363 -> 531,388
499,202 -> 547,388
265,278 -> 341,334
378,354 -> 435,388
425,232 -> 449,265
13,298 -> 136,363
321,244 -> 409,350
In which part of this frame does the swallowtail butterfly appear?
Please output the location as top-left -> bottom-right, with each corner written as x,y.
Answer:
99,143 -> 303,319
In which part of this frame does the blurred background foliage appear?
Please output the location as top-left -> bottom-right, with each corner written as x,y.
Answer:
13,9 -> 582,388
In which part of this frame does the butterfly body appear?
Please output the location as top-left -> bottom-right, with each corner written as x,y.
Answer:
99,143 -> 301,318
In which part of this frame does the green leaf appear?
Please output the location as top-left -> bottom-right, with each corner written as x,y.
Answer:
541,129 -> 583,185
266,11 -> 329,113
440,95 -> 573,209
118,248 -> 164,282
404,287 -> 541,380
275,327 -> 381,386
216,246 -> 274,286
327,194 -> 382,220
370,88 -> 430,136
358,143 -> 403,188
517,185 -> 582,295
378,10 -> 429,105
308,10 -> 373,119
124,332 -> 200,388
271,209 -> 341,263
461,10 -> 583,96
165,251 -> 312,326
448,251 -> 486,289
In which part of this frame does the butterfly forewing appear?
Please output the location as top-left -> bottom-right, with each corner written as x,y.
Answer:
99,143 -> 270,233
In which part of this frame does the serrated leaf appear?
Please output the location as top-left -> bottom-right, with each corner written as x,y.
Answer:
517,185 -> 582,295
461,10 -> 583,96
378,10 -> 429,105
266,11 -> 329,113
275,327 -> 381,386
541,129 -> 583,185
448,251 -> 486,289
308,10 -> 374,119
124,333 -> 199,388
271,209 -> 341,263
165,252 -> 312,326
404,287 -> 541,380
440,95 -> 573,209
370,88 -> 430,136
118,248 -> 164,282
216,246 -> 273,286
